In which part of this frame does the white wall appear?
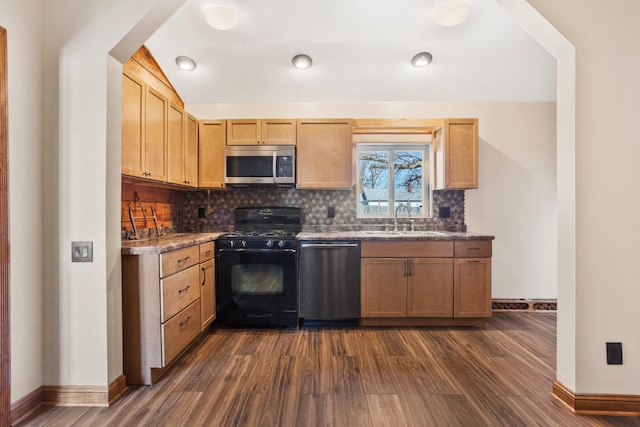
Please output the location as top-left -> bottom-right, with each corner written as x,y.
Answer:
528,0 -> 640,394
38,0 -> 188,389
189,101 -> 558,299
0,0 -> 45,403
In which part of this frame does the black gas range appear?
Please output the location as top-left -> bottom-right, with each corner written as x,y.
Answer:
215,207 -> 301,327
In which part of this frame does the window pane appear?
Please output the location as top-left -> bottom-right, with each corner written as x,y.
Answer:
359,150 -> 389,215
394,150 -> 423,215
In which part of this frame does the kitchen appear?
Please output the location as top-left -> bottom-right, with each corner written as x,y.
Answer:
4,0 -> 640,424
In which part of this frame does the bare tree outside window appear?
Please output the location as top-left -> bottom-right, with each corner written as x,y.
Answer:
357,145 -> 431,218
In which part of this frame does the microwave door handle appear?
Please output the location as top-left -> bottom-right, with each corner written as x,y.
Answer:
272,152 -> 278,183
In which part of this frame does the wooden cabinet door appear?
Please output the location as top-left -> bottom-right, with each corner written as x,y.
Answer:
262,119 -> 296,145
122,73 -> 145,177
198,120 -> 226,188
184,113 -> 198,187
361,258 -> 407,317
296,119 -> 353,189
200,258 -> 215,330
454,258 -> 491,317
443,118 -> 478,189
407,258 -> 454,317
144,86 -> 168,181
227,119 -> 260,145
167,103 -> 185,185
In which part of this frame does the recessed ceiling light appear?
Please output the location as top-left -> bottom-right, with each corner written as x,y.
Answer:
411,52 -> 433,68
433,0 -> 472,27
292,54 -> 312,70
203,4 -> 239,31
175,56 -> 197,71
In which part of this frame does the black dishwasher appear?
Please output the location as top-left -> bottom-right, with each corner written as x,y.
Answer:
298,241 -> 361,325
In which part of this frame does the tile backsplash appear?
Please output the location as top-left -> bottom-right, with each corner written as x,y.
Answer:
180,187 -> 465,233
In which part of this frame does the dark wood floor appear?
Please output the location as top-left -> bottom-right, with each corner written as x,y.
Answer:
16,312 -> 640,426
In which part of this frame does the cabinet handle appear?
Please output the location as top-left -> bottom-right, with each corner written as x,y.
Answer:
180,315 -> 192,327
201,267 -> 206,286
404,260 -> 407,277
177,256 -> 190,264
178,285 -> 191,294
409,260 -> 413,276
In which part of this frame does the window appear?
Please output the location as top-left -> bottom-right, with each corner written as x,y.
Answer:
357,144 -> 432,218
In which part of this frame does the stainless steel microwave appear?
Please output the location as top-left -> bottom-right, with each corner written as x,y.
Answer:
224,145 -> 295,186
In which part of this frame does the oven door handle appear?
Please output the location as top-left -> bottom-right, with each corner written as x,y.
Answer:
217,248 -> 296,254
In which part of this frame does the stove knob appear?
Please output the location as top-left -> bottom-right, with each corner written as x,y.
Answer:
265,240 -> 274,248
229,240 -> 235,248
241,240 -> 247,248
278,240 -> 286,248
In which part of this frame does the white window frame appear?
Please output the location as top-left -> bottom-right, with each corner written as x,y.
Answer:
356,143 -> 433,219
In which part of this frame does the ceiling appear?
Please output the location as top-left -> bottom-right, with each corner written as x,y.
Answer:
145,0 -> 556,105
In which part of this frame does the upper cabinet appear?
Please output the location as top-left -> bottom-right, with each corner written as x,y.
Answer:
122,46 -> 198,188
120,80 -> 169,182
227,119 -> 296,145
167,103 -> 185,186
184,113 -> 199,187
198,120 -> 226,189
121,72 -> 146,178
167,104 -> 198,188
296,119 -> 353,189
435,118 -> 478,190
143,86 -> 168,182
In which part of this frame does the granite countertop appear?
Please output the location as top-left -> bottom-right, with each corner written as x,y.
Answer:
297,231 -> 495,241
122,230 -> 495,255
121,232 -> 224,255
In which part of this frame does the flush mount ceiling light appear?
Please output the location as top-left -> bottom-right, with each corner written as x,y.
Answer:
175,55 -> 197,71
411,52 -> 433,68
292,54 -> 313,70
433,0 -> 472,26
203,4 -> 239,30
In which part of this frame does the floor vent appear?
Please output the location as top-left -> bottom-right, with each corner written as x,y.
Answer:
492,299 -> 557,312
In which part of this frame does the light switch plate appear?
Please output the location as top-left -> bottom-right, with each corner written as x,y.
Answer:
72,241 -> 93,263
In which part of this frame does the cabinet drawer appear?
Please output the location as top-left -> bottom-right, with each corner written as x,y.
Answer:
199,242 -> 214,262
361,240 -> 453,258
160,245 -> 199,278
454,241 -> 492,258
162,299 -> 201,366
161,265 -> 200,322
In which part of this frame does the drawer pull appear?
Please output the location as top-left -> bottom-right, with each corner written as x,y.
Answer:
177,256 -> 190,265
467,247 -> 480,251
204,250 -> 212,255
179,315 -> 192,327
467,260 -> 480,263
178,285 -> 191,294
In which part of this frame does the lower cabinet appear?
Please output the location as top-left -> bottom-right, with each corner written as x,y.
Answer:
454,257 -> 491,317
123,242 -> 215,385
199,242 -> 216,330
360,239 -> 491,325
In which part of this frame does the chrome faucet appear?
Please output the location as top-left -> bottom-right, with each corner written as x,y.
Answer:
393,204 -> 411,231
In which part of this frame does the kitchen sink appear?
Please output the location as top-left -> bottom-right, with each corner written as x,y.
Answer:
359,230 -> 449,236
359,230 -> 403,235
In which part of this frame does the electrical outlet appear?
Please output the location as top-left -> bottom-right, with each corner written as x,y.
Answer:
198,207 -> 206,218
606,342 -> 622,365
72,241 -> 93,263
327,206 -> 335,218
